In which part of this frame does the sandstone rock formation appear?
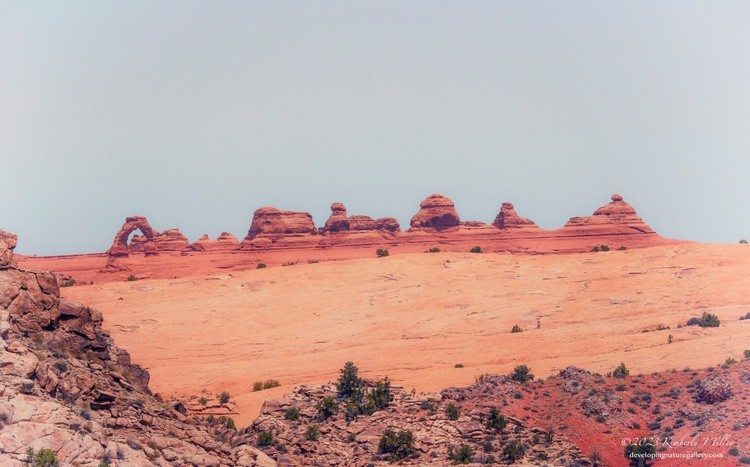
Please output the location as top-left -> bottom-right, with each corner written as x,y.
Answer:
244,207 -> 316,239
564,194 -> 654,233
322,203 -> 400,234
108,217 -> 190,259
189,232 -> 240,252
409,194 -> 460,231
0,229 -> 17,269
0,229 -> 273,466
492,202 -> 539,229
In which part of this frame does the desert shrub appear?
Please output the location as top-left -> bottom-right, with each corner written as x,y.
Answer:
317,397 -> 338,420
745,350 -> 750,359
427,247 -> 441,253
376,248 -> 389,258
219,391 -> 231,404
600,245 -> 610,251
502,439 -> 527,462
616,383 -> 627,391
740,456 -> 750,464
27,448 -> 60,467
306,424 -> 320,441
592,246 -> 600,252
257,430 -> 273,447
198,396 -> 208,406
284,406 -> 300,421
510,365 -> 534,383
612,362 -> 630,379
420,400 -> 437,414
256,263 -> 267,269
624,439 -> 656,466
445,403 -> 460,420
60,280 -> 75,287
485,407 -> 508,431
378,428 -> 415,461
125,275 -> 138,282
618,246 -> 627,251
454,363 -> 464,368
252,381 -> 263,391
263,379 -> 280,389
449,444 -> 473,464
728,447 -> 739,456
369,378 -> 393,410
337,362 -> 364,399
687,312 -> 719,327
217,415 -> 236,430
510,324 -> 522,333
726,357 -> 737,366
470,246 -> 482,253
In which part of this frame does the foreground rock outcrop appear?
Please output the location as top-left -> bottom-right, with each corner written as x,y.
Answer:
1,230 -> 272,466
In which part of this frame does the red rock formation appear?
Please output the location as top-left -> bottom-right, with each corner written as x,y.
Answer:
564,194 -> 654,234
0,229 -> 17,269
152,228 -> 190,252
409,194 -> 460,231
493,202 -> 539,229
108,216 -> 158,257
189,232 -> 240,252
322,203 -> 401,233
244,207 -> 316,239
108,217 -> 190,259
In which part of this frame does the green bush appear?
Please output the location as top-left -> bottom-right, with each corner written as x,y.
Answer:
510,365 -> 534,383
27,448 -> 60,467
485,407 -> 507,432
502,439 -> 527,462
612,362 -> 630,379
600,245 -> 610,251
217,415 -> 236,430
198,396 -> 208,406
624,439 -> 656,466
252,381 -> 263,391
510,325 -> 522,333
376,248 -> 389,258
219,391 -> 231,404
378,428 -> 415,461
257,430 -> 273,447
592,246 -> 600,252
317,397 -> 338,420
263,379 -> 280,389
284,406 -> 300,421
427,247 -> 441,253
469,246 -> 482,253
740,456 -> 750,465
454,363 -> 464,368
306,424 -> 320,441
369,378 -> 393,410
445,403 -> 460,420
256,263 -> 267,269
688,312 -> 720,327
449,444 -> 473,464
337,362 -> 364,399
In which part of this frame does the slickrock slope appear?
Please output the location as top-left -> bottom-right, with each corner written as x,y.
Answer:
0,232 -> 274,466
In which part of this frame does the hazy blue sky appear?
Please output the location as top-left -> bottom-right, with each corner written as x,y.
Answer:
2,1 -> 749,255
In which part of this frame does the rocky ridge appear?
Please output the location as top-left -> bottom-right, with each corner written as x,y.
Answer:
0,230 -> 273,466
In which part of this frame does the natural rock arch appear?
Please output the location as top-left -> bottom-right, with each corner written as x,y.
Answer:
108,216 -> 159,258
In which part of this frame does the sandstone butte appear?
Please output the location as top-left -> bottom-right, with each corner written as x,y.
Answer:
7,194 -> 750,466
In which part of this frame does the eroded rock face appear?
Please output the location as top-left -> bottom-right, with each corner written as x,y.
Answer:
493,202 -> 538,229
322,203 -> 401,233
108,217 -> 190,260
108,216 -> 158,257
0,229 -> 17,269
152,228 -> 189,252
409,194 -> 460,231
0,229 -> 274,466
564,194 -> 654,233
244,207 -> 316,239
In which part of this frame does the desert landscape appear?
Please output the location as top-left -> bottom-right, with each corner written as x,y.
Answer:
3,193 -> 749,465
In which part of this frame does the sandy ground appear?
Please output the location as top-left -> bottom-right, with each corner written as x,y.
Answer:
58,243 -> 750,428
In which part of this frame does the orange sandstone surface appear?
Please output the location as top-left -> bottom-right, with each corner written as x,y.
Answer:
46,242 -> 750,431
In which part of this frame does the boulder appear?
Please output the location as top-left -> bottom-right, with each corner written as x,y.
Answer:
409,194 -> 460,231
0,229 -> 17,269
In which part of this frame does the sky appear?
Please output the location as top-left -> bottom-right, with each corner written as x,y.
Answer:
2,1 -> 749,255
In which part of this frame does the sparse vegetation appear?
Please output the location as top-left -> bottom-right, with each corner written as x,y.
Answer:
485,407 -> 508,432
510,324 -> 522,333
198,396 -> 207,406
253,381 -> 263,391
337,361 -> 363,398
744,349 -> 750,359
687,312 -> 720,327
600,245 -> 610,251
725,357 -> 737,366
624,439 -> 656,466
219,391 -> 231,404
740,312 -> 750,320
306,424 -> 320,441
469,246 -> 482,253
501,439 -> 527,462
427,247 -> 441,253
510,365 -> 534,383
376,248 -> 389,258
60,280 -> 75,287
27,448 -> 60,467
257,429 -> 273,447
317,397 -> 338,420
217,415 -> 236,430
378,428 -> 416,461
445,403 -> 460,420
125,274 -> 138,282
454,363 -> 464,368
284,406 -> 300,421
256,263 -> 267,269
618,246 -> 627,251
612,362 -> 630,379
449,444 -> 473,464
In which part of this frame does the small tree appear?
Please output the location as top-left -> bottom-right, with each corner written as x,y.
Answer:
510,325 -> 522,333
445,403 -> 460,420
485,407 -> 508,431
369,377 -> 393,410
378,428 -> 415,461
450,444 -> 473,464
337,362 -> 364,399
612,362 -> 629,379
502,439 -> 527,462
510,365 -> 534,383
317,397 -> 338,420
